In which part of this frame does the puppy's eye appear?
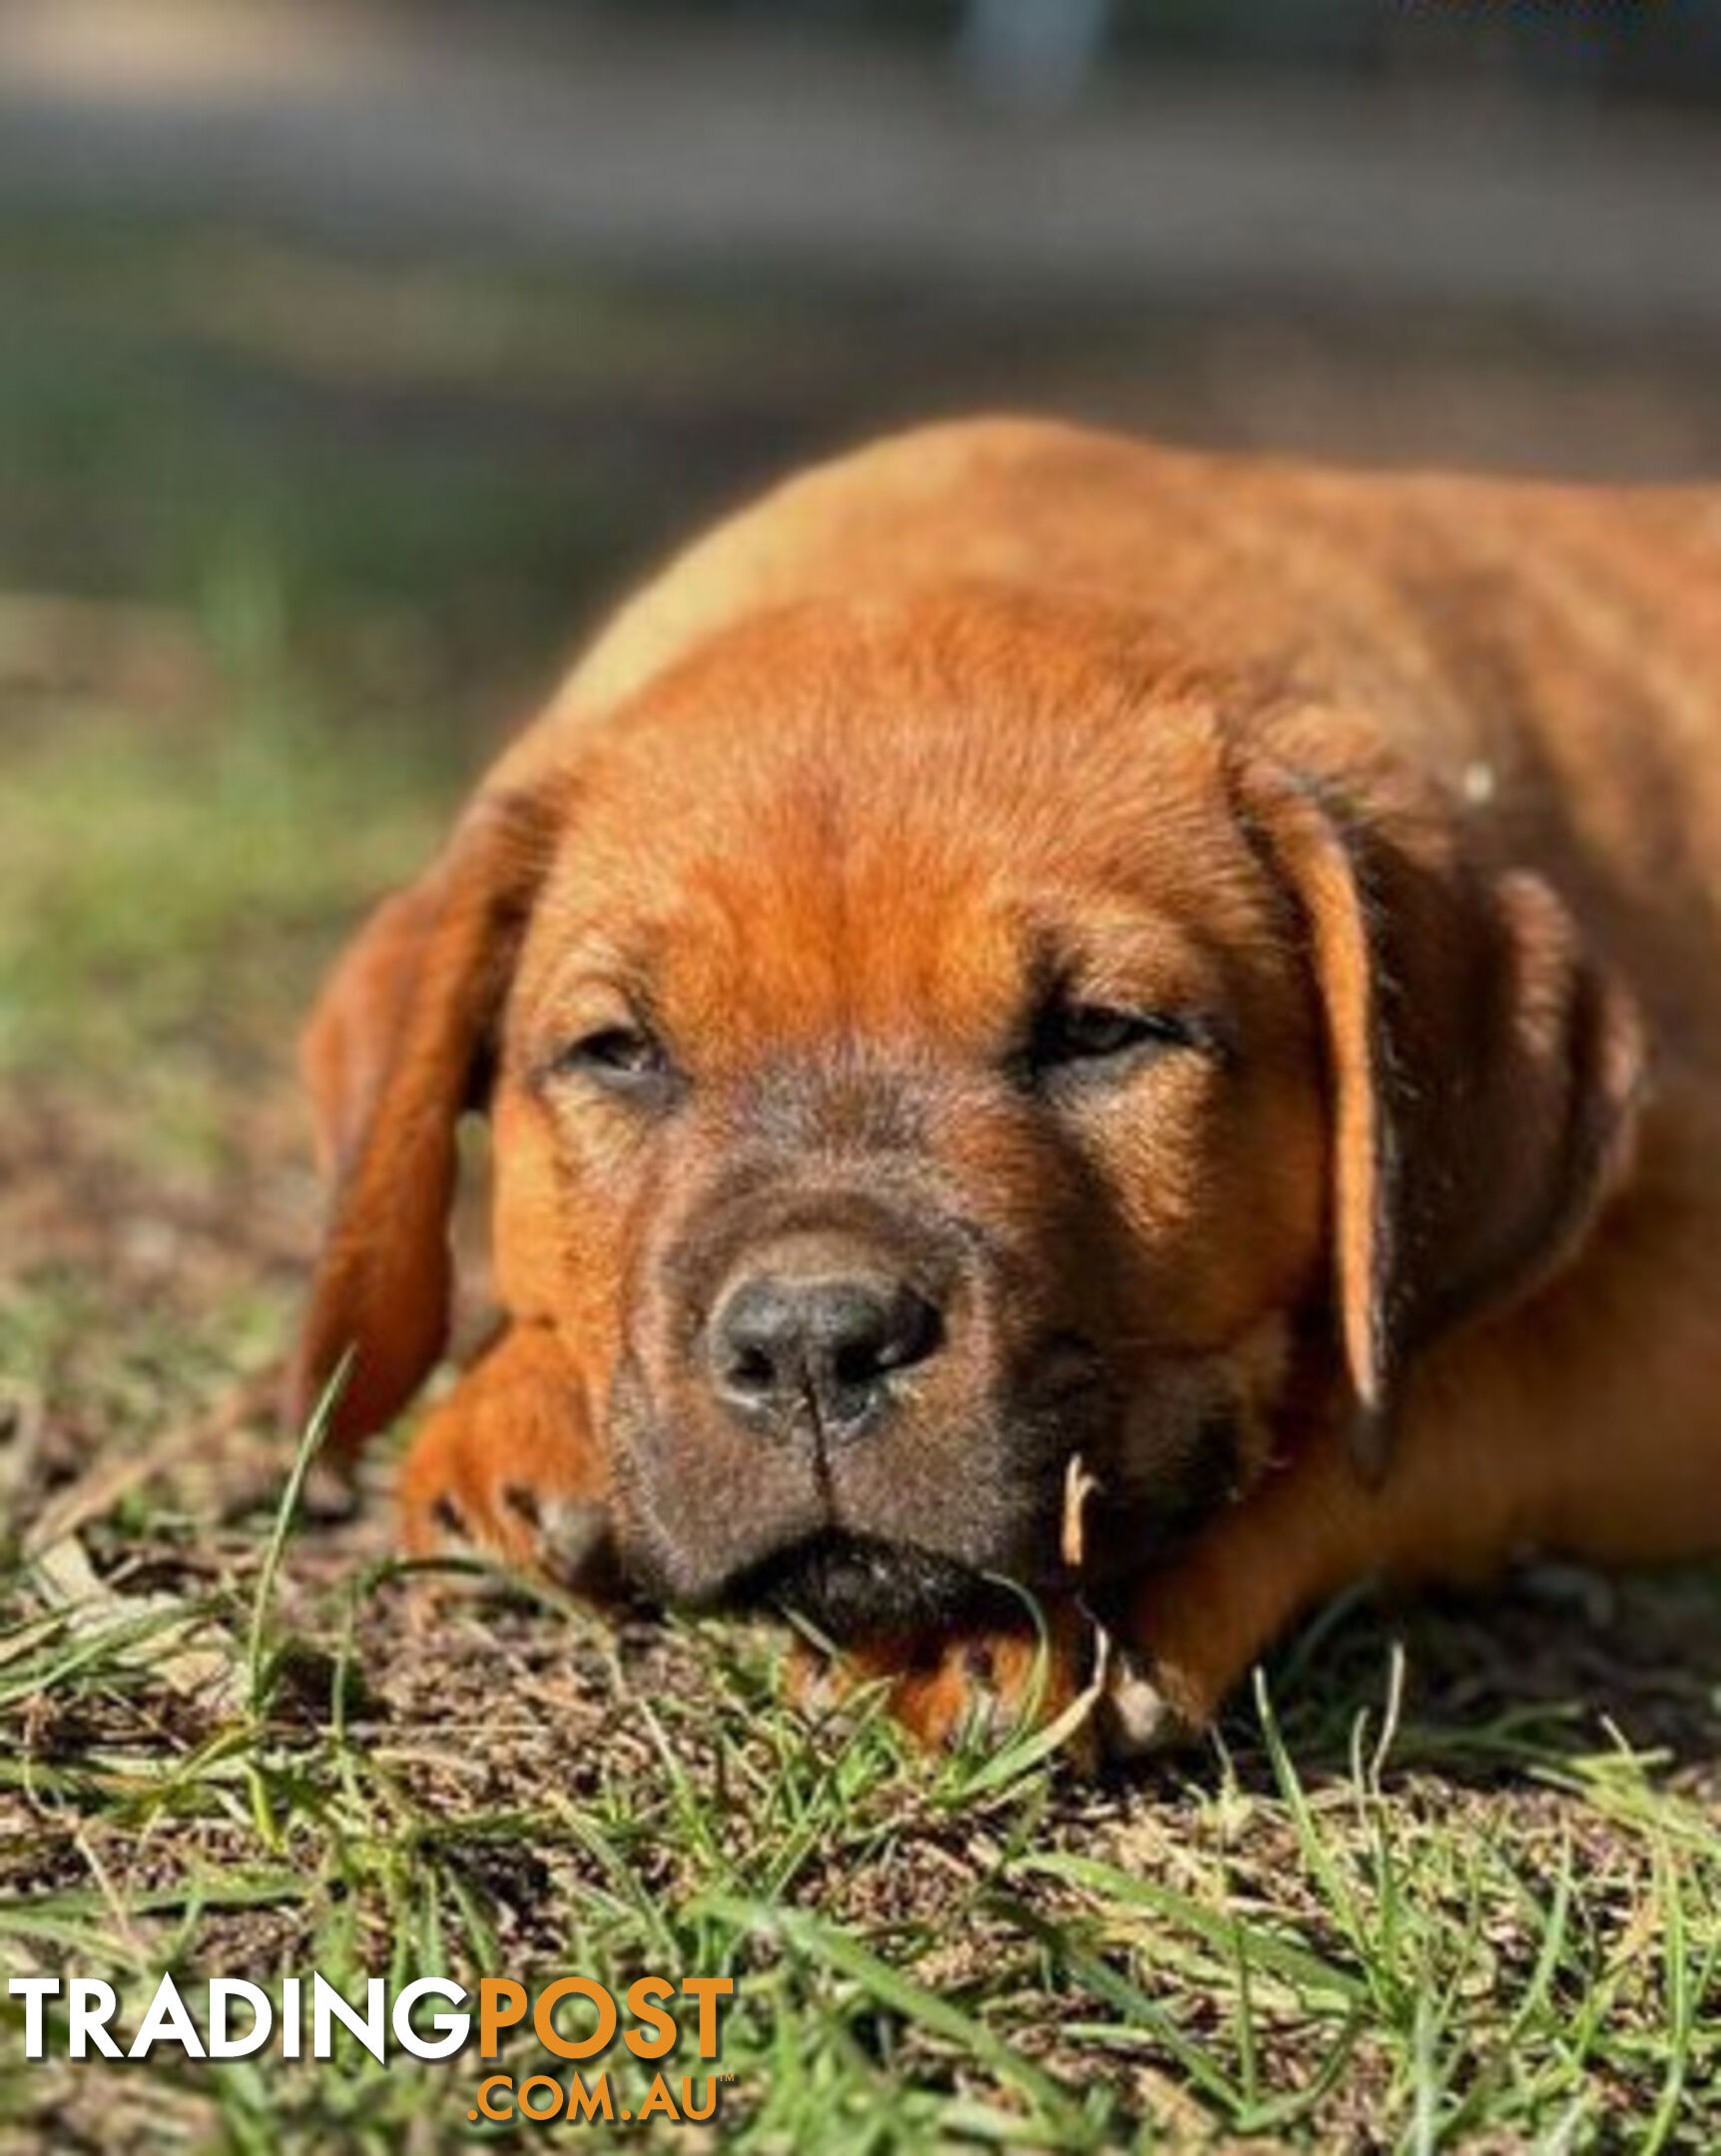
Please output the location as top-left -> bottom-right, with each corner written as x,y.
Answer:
1026,1002 -> 1200,1079
550,1025 -> 674,1095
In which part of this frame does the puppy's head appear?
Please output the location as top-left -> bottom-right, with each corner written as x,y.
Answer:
291,589 -> 1643,1638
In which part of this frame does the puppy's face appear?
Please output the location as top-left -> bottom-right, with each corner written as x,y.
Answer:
296,579 -> 1645,1654
488,599 -> 1330,1636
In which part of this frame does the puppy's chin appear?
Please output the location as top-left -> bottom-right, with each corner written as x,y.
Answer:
731,1531 -> 1019,1645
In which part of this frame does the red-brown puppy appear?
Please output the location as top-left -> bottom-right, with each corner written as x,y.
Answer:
290,417 -> 1721,1754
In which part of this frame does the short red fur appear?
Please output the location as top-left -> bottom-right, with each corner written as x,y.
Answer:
288,418 -> 1721,1755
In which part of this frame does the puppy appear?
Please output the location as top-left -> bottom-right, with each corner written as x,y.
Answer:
289,417 -> 1721,1755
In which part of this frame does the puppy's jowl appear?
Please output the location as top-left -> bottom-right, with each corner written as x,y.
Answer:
290,417 -> 1721,1757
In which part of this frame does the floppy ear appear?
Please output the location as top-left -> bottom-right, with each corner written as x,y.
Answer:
1235,740 -> 1646,1480
287,789 -> 559,1457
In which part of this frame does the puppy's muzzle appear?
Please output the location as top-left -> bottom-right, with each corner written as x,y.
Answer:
738,1531 -> 1011,1643
708,1233 -> 944,1442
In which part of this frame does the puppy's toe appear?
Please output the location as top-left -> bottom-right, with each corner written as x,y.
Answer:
810,1606 -> 1094,1758
780,1636 -> 847,1721
396,1364 -> 618,1599
903,1627 -> 1086,1756
534,1494 -> 624,1597
1097,1646 -> 1199,1759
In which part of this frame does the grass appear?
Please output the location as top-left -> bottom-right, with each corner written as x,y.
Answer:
2,206 -> 1721,2152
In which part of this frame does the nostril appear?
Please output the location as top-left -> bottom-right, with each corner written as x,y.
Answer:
831,1287 -> 941,1386
831,1337 -> 882,1388
712,1277 -> 803,1405
724,1342 -> 780,1397
883,1290 -> 940,1371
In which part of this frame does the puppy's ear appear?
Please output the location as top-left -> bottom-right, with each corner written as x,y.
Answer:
287,788 -> 560,1456
1236,738 -> 1646,1479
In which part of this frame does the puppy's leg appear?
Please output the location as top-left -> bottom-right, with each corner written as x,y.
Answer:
1114,1433 -> 1368,1740
1116,1361 -> 1571,1740
397,1322 -> 618,1596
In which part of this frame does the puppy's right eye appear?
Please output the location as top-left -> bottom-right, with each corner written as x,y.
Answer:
550,1025 -> 675,1097
1024,1001 -> 1204,1081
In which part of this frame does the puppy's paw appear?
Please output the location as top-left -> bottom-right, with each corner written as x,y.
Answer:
887,1621 -> 1088,1756
789,1601 -> 1095,1760
787,1618 -> 1204,1768
396,1327 -> 620,1600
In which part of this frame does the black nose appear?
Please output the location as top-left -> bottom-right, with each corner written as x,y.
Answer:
711,1270 -> 942,1436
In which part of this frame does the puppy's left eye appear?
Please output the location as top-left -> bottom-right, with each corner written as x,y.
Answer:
1026,1002 -> 1200,1078
550,1024 -> 675,1097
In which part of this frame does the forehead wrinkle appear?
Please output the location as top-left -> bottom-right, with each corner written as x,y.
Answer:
670,848 -> 1015,1061
528,922 -> 671,1010
538,643 -> 1255,1060
626,744 -> 1023,1056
